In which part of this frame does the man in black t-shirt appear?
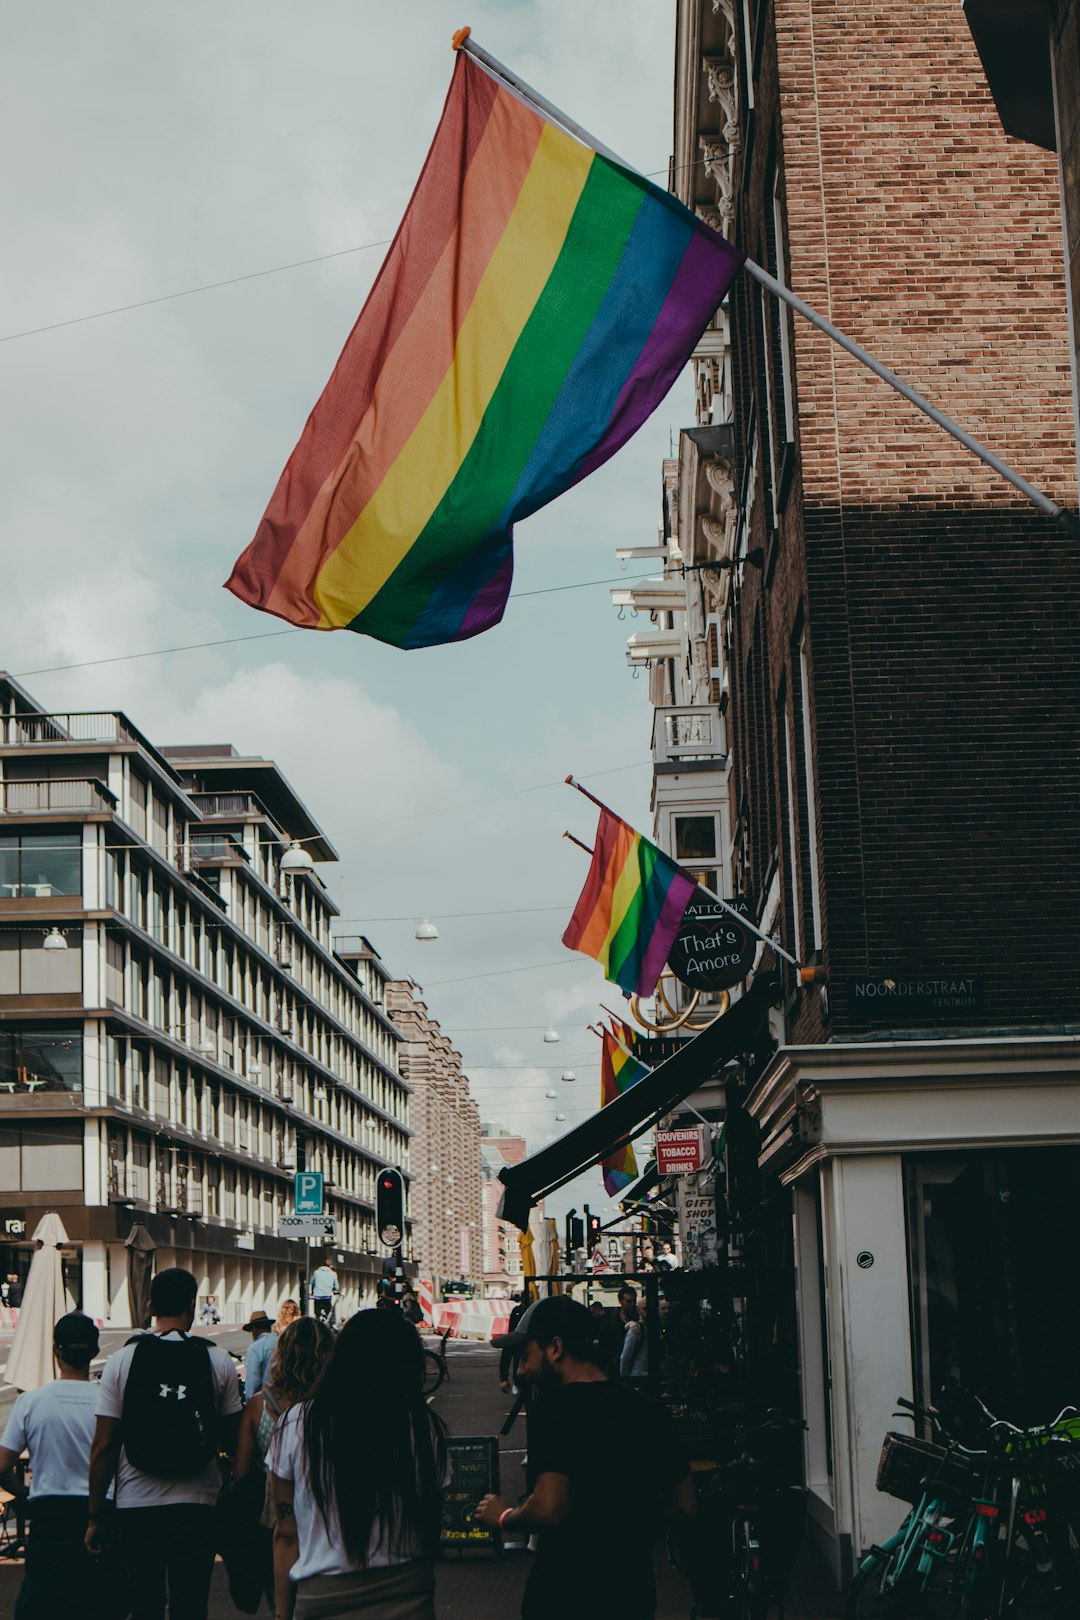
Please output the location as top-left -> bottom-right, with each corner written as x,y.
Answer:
479,1296 -> 706,1620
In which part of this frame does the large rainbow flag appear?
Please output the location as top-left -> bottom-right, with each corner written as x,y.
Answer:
563,809 -> 697,997
599,1024 -> 653,1196
225,47 -> 743,649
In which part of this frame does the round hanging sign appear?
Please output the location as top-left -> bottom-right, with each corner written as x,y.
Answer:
668,893 -> 755,992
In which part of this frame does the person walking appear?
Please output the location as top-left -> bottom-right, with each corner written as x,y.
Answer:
232,1318 -> 334,1613
87,1266 -> 243,1620
242,1308 -> 277,1396
309,1261 -> 338,1326
0,1312 -> 114,1619
620,1297 -> 650,1383
268,1308 -> 450,1619
480,1297 -> 705,1620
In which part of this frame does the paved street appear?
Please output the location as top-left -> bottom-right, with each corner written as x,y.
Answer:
0,1334 -> 843,1619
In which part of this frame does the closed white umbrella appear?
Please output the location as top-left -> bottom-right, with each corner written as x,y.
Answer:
5,1211 -> 70,1392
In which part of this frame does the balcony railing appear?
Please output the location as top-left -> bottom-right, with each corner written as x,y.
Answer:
108,1164 -> 150,1203
0,778 -> 117,814
155,1176 -> 204,1215
652,704 -> 727,765
1,713 -> 136,746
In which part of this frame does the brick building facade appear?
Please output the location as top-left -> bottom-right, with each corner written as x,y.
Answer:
385,979 -> 482,1294
619,0 -> 1080,1582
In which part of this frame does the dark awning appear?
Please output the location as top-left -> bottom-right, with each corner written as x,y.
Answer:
497,974 -> 776,1231
618,1160 -> 659,1207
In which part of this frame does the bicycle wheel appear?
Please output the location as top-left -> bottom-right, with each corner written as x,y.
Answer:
846,1545 -> 955,1619
421,1349 -> 446,1397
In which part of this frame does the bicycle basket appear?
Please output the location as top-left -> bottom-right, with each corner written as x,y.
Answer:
876,1432 -> 972,1504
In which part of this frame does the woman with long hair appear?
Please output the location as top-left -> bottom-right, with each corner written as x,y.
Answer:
269,1308 -> 449,1620
231,1318 -> 334,1613
235,1316 -> 334,1486
276,1297 -> 302,1336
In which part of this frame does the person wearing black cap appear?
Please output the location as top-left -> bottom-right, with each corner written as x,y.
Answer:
477,1296 -> 706,1620
0,1311 -> 114,1618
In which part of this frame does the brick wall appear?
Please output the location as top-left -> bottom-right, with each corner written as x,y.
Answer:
723,0 -> 1079,1039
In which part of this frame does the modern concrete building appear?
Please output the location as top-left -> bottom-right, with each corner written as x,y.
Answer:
607,0 -> 1080,1584
0,674 -> 410,1326
386,978 -> 482,1295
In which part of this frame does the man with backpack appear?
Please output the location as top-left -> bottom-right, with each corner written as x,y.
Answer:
87,1267 -> 242,1620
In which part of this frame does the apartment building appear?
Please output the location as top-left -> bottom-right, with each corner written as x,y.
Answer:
611,0 -> 1080,1581
385,979 -> 482,1295
0,674 -> 410,1326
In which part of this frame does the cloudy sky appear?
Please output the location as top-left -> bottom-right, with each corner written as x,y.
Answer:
2,1 -> 691,1227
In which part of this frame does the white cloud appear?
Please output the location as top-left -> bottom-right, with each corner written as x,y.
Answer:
2,0 -> 687,1227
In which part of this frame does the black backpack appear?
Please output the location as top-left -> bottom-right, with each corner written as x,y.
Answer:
121,1333 -> 219,1479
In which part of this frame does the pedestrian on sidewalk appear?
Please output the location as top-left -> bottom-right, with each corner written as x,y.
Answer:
499,1292 -> 529,1393
276,1298 -> 302,1336
242,1307 -> 277,1396
268,1308 -> 450,1619
231,1317 -> 334,1613
620,1297 -> 650,1383
0,1312 -> 116,1619
87,1266 -> 243,1620
479,1296 -> 706,1620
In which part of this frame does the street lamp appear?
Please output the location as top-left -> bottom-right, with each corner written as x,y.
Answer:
42,927 -> 68,951
543,1026 -> 560,1044
415,918 -> 439,941
561,1068 -> 576,1083
280,841 -> 314,874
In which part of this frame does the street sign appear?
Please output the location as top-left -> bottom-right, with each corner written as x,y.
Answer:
590,1247 -> 609,1272
655,1126 -> 711,1175
278,1215 -> 337,1241
293,1171 -> 325,1214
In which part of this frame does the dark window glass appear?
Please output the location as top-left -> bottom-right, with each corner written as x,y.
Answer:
674,816 -> 717,861
0,833 -> 80,897
0,1026 -> 82,1093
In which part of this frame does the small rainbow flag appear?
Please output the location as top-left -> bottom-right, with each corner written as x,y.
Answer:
563,809 -> 697,997
600,1026 -> 652,1197
225,47 -> 743,649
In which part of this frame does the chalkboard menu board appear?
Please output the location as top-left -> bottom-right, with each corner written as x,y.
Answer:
441,1435 -> 501,1554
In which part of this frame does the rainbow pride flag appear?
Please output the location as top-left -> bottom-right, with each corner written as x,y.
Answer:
563,809 -> 697,997
599,1025 -> 653,1196
225,49 -> 743,649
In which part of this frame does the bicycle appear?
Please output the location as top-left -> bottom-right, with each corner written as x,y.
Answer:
846,1396 -> 979,1618
847,1395 -> 1080,1618
421,1325 -> 452,1397
685,1411 -> 807,1620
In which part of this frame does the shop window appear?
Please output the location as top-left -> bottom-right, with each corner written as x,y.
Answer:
0,832 -> 81,898
907,1151 -> 1080,1427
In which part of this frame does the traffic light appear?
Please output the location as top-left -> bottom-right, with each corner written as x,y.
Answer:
376,1166 -> 405,1249
570,1215 -> 584,1251
585,1208 -> 601,1251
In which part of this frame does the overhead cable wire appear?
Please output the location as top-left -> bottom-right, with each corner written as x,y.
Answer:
0,157 -> 713,347
14,570 -> 657,680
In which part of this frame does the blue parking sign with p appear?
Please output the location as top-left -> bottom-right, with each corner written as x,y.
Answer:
294,1171 -> 324,1215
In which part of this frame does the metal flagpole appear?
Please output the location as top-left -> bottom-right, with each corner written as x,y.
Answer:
452,29 -> 1075,534
743,260 -> 1075,531
564,774 -> 802,970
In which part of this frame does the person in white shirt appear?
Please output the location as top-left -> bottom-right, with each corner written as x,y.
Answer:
87,1267 -> 242,1620
269,1308 -> 450,1619
0,1311 -> 112,1619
